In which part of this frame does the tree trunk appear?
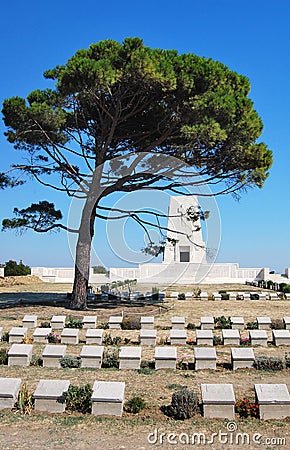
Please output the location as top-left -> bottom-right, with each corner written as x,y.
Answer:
70,239 -> 91,309
69,195 -> 96,310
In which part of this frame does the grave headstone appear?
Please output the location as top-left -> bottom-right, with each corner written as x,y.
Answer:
194,347 -> 217,370
200,317 -> 214,330
80,345 -> 104,368
257,317 -> 272,330
119,346 -> 142,369
255,384 -> 290,420
8,344 -> 33,367
155,347 -> 177,370
171,317 -> 185,330
42,345 -> 67,368
140,316 -> 154,330
230,317 -> 244,330
0,378 -> 22,410
61,328 -> 79,345
33,328 -> 52,344
272,329 -> 290,346
86,329 -> 103,345
51,316 -> 66,330
249,330 -> 268,347
34,379 -> 70,413
170,329 -> 187,345
82,316 -> 97,329
201,383 -> 235,419
196,330 -> 213,346
108,316 -> 123,330
140,329 -> 157,346
91,381 -> 125,417
222,329 -> 240,346
231,347 -> 255,370
22,315 -> 37,329
9,327 -> 27,343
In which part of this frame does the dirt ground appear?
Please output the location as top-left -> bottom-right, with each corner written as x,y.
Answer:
0,278 -> 289,449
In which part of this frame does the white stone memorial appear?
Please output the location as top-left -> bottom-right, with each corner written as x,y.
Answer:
196,330 -> 213,346
91,381 -> 125,417
140,329 -> 157,346
194,347 -> 216,370
9,327 -> 27,343
228,292 -> 237,301
283,316 -> 290,330
270,293 -> 279,300
34,379 -> 70,413
61,328 -> 79,345
230,317 -> 244,330
51,316 -> 66,329
155,347 -> 177,370
170,329 -> 187,345
199,292 -> 208,301
171,317 -> 185,330
231,347 -> 255,370
82,316 -> 97,329
222,329 -> 240,346
243,292 -> 251,300
212,292 -> 221,301
201,383 -> 235,419
8,344 -> 33,367
200,317 -> 214,330
170,292 -> 179,298
119,346 -> 142,369
80,345 -> 104,368
140,316 -> 154,330
272,329 -> 290,346
108,316 -> 123,329
257,317 -> 272,330
0,327 -> 2,340
22,315 -> 37,329
255,384 -> 290,420
86,329 -> 103,345
33,328 -> 52,343
249,330 -> 268,347
42,345 -> 67,368
0,378 -> 22,410
185,292 -> 193,298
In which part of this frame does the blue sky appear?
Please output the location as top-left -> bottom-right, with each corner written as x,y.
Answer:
0,0 -> 290,272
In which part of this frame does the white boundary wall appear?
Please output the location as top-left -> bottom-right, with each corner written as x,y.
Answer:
31,264 -> 290,285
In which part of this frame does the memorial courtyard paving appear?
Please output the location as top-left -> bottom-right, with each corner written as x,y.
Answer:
0,278 -> 289,449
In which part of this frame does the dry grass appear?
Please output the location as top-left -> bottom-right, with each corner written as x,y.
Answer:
0,281 -> 289,449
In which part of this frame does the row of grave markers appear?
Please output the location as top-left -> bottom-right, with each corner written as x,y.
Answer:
0,377 -> 289,420
170,291 -> 289,300
4,343 -> 289,370
4,326 -> 290,346
6,314 -> 290,330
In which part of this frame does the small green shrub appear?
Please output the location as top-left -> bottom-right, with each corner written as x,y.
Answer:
63,384 -> 92,414
213,335 -> 222,345
112,336 -> 122,346
178,293 -> 185,300
214,316 -> 232,329
235,397 -> 259,418
240,337 -> 250,346
271,319 -> 284,330
99,321 -> 109,329
285,353 -> 290,368
102,348 -> 119,368
246,321 -> 258,330
30,355 -> 43,366
40,321 -> 50,328
15,383 -> 34,415
161,388 -> 201,420
125,396 -> 146,414
65,315 -> 83,329
47,332 -> 60,344
121,317 -> 141,330
1,331 -> 9,342
137,367 -> 154,375
0,349 -> 8,365
254,356 -> 285,371
103,333 -> 113,345
166,383 -> 187,390
177,355 -> 190,370
187,323 -> 196,330
124,337 -> 131,345
60,355 -> 81,368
